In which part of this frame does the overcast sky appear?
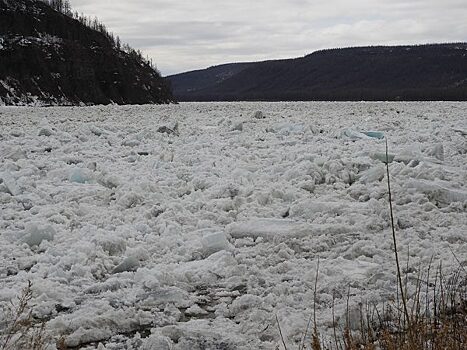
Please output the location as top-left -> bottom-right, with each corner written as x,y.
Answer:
70,0 -> 467,76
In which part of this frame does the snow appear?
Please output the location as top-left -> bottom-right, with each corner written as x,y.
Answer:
7,34 -> 63,48
0,102 -> 466,349
0,78 -> 59,106
228,218 -> 311,240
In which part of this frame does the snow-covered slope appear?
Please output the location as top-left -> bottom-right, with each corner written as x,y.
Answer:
0,102 -> 466,349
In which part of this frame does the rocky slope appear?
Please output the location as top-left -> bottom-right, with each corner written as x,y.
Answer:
0,0 -> 173,105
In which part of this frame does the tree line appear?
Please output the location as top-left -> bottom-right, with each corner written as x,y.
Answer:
38,0 -> 159,73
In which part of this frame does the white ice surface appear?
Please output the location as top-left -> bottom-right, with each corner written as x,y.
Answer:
0,102 -> 466,349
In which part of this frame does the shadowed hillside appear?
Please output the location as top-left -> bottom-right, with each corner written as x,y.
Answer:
168,44 -> 467,101
0,0 -> 173,105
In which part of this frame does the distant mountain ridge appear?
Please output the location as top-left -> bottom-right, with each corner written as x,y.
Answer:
0,0 -> 173,105
168,43 -> 467,101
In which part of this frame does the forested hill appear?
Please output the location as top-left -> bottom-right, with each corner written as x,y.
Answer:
168,44 -> 467,101
0,0 -> 173,105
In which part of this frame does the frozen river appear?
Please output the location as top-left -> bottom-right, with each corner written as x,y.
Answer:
1,102 -> 466,349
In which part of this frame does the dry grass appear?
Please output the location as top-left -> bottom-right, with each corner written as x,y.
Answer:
340,268 -> 465,350
0,281 -> 48,350
293,253 -> 467,350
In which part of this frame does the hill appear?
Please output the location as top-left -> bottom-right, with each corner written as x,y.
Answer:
168,44 -> 467,101
0,0 -> 173,105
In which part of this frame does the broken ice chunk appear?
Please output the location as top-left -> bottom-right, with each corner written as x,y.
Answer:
38,127 -> 53,137
185,304 -> 208,317
157,121 -> 179,135
407,180 -> 467,205
112,256 -> 139,274
3,147 -> 27,161
96,172 -> 120,189
231,121 -> 243,131
370,152 -> 395,164
290,200 -> 348,219
142,335 -> 172,350
453,128 -> 467,136
253,110 -> 265,119
342,129 -> 384,140
89,125 -> 106,136
425,143 -> 444,161
200,232 -> 233,257
358,165 -> 385,183
69,168 -> 92,184
0,172 -> 20,196
10,130 -> 24,137
362,131 -> 385,139
341,129 -> 370,140
227,218 -> 310,240
272,122 -> 306,135
117,192 -> 143,208
230,294 -> 263,314
22,223 -> 55,247
122,139 -> 140,147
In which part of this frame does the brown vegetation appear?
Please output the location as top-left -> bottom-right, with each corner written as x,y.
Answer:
0,281 -> 48,350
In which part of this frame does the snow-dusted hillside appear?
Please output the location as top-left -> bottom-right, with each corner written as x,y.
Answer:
0,0 -> 173,106
0,102 -> 466,349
